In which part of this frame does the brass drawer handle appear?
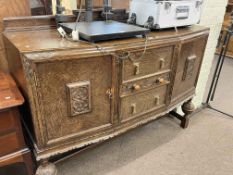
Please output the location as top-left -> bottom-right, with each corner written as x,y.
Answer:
106,88 -> 113,99
131,104 -> 137,114
134,63 -> 140,75
132,84 -> 141,91
155,96 -> 160,106
156,77 -> 165,84
160,58 -> 165,69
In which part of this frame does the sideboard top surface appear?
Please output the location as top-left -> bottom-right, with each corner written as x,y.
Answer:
3,25 -> 209,54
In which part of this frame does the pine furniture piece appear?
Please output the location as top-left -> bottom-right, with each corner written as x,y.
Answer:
3,15 -> 209,175
0,71 -> 34,175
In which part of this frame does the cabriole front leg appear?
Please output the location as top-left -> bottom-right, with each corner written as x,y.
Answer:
36,159 -> 58,175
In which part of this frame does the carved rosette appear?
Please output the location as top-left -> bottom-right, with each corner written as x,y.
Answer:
66,81 -> 91,116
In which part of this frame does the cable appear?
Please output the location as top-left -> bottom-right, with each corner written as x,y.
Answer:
75,0 -> 83,30
62,0 -> 148,62
64,33 -> 149,63
67,34 -> 131,61
129,34 -> 148,63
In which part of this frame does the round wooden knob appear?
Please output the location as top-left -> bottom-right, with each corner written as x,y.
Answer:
156,78 -> 165,84
132,84 -> 141,91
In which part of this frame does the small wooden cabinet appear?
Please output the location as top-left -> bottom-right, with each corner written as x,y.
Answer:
0,71 -> 34,175
3,16 -> 209,174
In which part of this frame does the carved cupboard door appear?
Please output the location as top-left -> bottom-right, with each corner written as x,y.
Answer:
171,35 -> 208,102
30,55 -> 114,147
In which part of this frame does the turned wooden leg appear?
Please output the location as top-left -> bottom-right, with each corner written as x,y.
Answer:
35,159 -> 58,175
181,99 -> 195,128
169,99 -> 195,129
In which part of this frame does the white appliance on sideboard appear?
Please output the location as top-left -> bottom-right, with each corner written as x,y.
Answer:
128,0 -> 204,29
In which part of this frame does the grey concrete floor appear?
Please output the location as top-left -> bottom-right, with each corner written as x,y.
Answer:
57,56 -> 233,175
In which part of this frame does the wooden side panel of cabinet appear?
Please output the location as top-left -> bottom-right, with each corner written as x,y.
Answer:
31,55 -> 114,147
0,0 -> 30,71
171,35 -> 208,102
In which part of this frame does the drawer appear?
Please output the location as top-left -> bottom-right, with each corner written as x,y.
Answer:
121,72 -> 170,96
0,132 -> 23,157
122,46 -> 174,81
0,110 -> 16,134
120,86 -> 168,122
0,148 -> 34,175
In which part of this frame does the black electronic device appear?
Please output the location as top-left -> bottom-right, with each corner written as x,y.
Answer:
59,21 -> 150,42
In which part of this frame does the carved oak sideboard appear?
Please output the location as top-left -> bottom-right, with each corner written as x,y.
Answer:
3,16 -> 209,174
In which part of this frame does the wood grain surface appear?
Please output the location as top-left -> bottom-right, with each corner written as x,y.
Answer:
3,16 -> 209,161
0,0 -> 30,71
0,71 -> 24,110
0,70 -> 34,175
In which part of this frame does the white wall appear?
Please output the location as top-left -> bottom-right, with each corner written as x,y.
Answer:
194,0 -> 228,107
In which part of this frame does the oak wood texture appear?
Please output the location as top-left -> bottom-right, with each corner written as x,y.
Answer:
3,16 -> 209,162
0,0 -> 30,71
120,85 -> 168,122
120,72 -> 170,96
35,55 -> 113,144
0,71 -> 34,175
171,35 -> 208,102
122,46 -> 174,81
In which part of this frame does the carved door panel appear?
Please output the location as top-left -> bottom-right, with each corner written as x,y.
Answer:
35,56 -> 113,146
171,35 -> 208,102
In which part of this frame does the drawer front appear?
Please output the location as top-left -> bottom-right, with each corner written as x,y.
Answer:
0,110 -> 16,134
120,86 -> 168,122
122,46 -> 174,81
0,132 -> 22,157
121,72 -> 170,96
